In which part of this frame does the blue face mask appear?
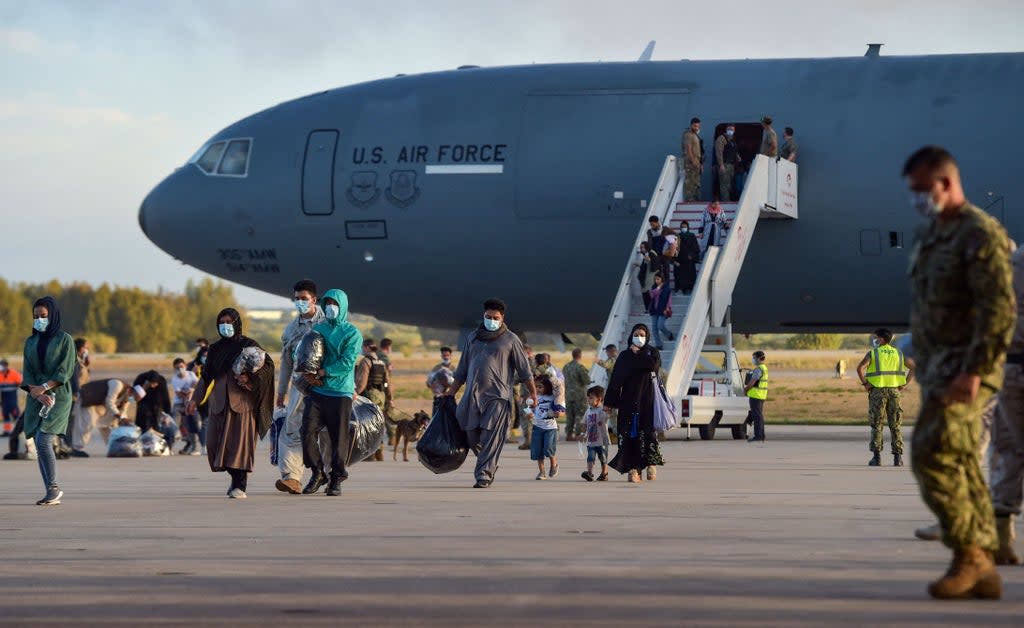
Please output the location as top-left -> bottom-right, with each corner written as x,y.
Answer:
294,299 -> 311,315
33,318 -> 49,333
218,323 -> 235,338
483,318 -> 501,332
324,304 -> 340,320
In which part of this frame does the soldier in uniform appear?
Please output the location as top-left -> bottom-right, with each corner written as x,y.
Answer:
856,328 -> 914,467
989,244 -> 1024,565
714,124 -> 742,202
355,338 -> 392,461
681,117 -> 703,201
562,349 -> 590,441
905,145 -> 1015,600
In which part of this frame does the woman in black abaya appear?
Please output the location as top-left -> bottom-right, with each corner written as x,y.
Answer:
605,323 -> 665,483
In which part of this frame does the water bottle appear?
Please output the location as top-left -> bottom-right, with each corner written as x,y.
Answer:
38,392 -> 56,419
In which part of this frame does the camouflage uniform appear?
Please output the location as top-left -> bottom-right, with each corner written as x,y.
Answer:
868,387 -> 904,454
681,129 -> 701,201
909,201 -> 1015,551
562,360 -> 590,440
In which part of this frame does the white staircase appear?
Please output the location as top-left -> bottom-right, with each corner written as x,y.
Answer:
591,155 -> 797,401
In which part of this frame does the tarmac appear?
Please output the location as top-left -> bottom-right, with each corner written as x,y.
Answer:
1,425 -> 1022,627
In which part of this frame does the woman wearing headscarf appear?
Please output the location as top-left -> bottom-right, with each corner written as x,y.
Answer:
698,199 -> 730,258
604,323 -> 665,483
21,296 -> 76,505
187,308 -> 274,498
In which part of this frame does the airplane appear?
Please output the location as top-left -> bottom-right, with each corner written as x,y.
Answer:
138,46 -> 1024,335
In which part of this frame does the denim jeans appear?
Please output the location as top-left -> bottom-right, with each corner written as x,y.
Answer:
650,315 -> 672,347
34,432 -> 58,490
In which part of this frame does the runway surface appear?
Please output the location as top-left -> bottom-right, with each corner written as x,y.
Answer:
1,426 -> 1022,627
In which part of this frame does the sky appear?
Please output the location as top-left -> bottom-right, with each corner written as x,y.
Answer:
1,0 -> 1021,308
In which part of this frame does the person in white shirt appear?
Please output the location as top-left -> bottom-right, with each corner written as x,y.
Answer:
171,358 -> 202,455
530,375 -> 565,480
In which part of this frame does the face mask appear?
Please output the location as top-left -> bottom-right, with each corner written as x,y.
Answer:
33,318 -> 49,333
442,358 -> 451,365
871,338 -> 880,348
294,299 -> 311,315
483,318 -> 501,332
81,350 -> 89,359
218,323 -> 235,338
324,304 -> 340,320
632,335 -> 646,347
177,367 -> 186,376
910,191 -> 941,217
200,356 -> 207,365
681,227 -> 689,233
726,130 -> 734,138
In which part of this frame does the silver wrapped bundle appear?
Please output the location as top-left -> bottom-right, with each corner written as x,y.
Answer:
427,367 -> 455,396
291,331 -> 326,395
233,346 -> 267,375
346,396 -> 386,465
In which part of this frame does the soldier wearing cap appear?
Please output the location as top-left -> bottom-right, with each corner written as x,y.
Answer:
759,116 -> 777,158
681,117 -> 703,201
857,328 -> 915,467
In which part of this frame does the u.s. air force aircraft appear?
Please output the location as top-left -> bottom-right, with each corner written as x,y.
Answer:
139,46 -> 1023,334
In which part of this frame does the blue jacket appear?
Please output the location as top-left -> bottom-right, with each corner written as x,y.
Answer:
312,289 -> 363,398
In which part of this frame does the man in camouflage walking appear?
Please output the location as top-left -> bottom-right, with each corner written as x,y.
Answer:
857,328 -> 914,467
563,348 -> 590,441
905,146 -> 1015,600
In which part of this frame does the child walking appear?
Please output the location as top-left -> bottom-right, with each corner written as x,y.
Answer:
581,386 -> 611,481
531,375 -> 564,480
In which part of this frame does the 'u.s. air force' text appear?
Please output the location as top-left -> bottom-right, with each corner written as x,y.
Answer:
352,144 -> 508,165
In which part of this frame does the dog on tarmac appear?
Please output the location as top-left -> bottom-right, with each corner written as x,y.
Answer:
393,411 -> 431,461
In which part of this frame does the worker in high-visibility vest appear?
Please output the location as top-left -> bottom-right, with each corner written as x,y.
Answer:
857,328 -> 915,467
743,351 -> 769,443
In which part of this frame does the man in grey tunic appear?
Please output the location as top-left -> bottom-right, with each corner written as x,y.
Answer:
274,279 -> 325,494
449,298 -> 536,488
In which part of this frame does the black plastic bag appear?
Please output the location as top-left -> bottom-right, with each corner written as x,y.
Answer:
345,396 -> 386,465
291,331 -> 326,395
416,396 -> 469,474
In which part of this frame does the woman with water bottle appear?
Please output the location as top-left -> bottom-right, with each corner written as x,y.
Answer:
21,296 -> 76,505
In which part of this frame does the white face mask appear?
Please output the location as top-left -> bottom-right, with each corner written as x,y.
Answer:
483,318 -> 501,332
726,130 -> 734,138
294,299 -> 311,315
218,323 -> 235,338
324,304 -> 340,320
910,191 -> 942,217
177,367 -> 187,376
871,338 -> 880,348
632,335 -> 646,347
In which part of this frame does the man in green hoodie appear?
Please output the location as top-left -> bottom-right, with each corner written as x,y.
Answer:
300,289 -> 363,497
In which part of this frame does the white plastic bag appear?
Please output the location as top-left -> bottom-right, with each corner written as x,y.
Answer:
652,375 -> 676,432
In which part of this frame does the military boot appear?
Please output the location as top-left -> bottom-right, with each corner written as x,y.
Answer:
893,453 -> 904,466
927,546 -> 1001,600
868,452 -> 881,466
995,515 -> 1021,566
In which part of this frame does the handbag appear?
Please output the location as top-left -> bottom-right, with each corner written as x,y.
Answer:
651,374 -> 676,432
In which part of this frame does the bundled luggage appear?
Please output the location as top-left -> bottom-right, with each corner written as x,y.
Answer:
140,429 -> 170,456
416,396 -> 468,474
346,396 -> 386,465
107,424 -> 143,458
291,331 -> 326,395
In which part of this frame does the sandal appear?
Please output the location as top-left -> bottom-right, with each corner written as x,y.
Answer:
646,466 -> 657,481
628,470 -> 642,484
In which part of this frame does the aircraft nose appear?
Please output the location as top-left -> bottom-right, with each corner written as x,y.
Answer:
138,195 -> 151,240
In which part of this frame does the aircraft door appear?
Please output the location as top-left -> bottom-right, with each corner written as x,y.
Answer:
302,130 -> 339,215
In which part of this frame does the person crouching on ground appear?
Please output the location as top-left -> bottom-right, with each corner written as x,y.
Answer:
300,289 -> 362,497
188,308 -> 275,499
531,375 -> 563,480
581,386 -> 611,482
606,324 -> 665,483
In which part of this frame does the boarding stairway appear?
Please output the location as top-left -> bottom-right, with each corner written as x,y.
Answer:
591,154 -> 798,407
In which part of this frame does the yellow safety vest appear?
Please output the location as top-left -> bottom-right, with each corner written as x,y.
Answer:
747,364 -> 769,400
865,344 -> 907,388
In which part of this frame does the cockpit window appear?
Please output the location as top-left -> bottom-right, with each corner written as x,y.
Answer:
189,138 -> 252,177
217,140 -> 251,176
196,142 -> 226,174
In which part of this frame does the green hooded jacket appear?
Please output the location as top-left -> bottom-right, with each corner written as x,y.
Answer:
312,288 -> 363,397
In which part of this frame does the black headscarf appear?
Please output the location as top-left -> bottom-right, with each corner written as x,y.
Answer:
201,307 -> 275,438
32,296 -> 63,366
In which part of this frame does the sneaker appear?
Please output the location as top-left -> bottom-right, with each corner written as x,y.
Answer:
472,480 -> 491,488
548,463 -> 559,479
517,443 -> 530,450
189,450 -> 201,456
325,478 -> 342,496
200,447 -> 207,455
597,472 -> 608,481
70,449 -> 89,458
228,488 -> 247,499
37,488 -> 63,505
303,470 -> 329,495
535,472 -> 547,480
581,471 -> 595,482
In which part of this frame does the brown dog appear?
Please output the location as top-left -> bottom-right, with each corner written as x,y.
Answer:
393,411 -> 431,461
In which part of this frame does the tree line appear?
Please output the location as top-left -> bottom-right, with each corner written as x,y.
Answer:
0,278 -> 240,354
